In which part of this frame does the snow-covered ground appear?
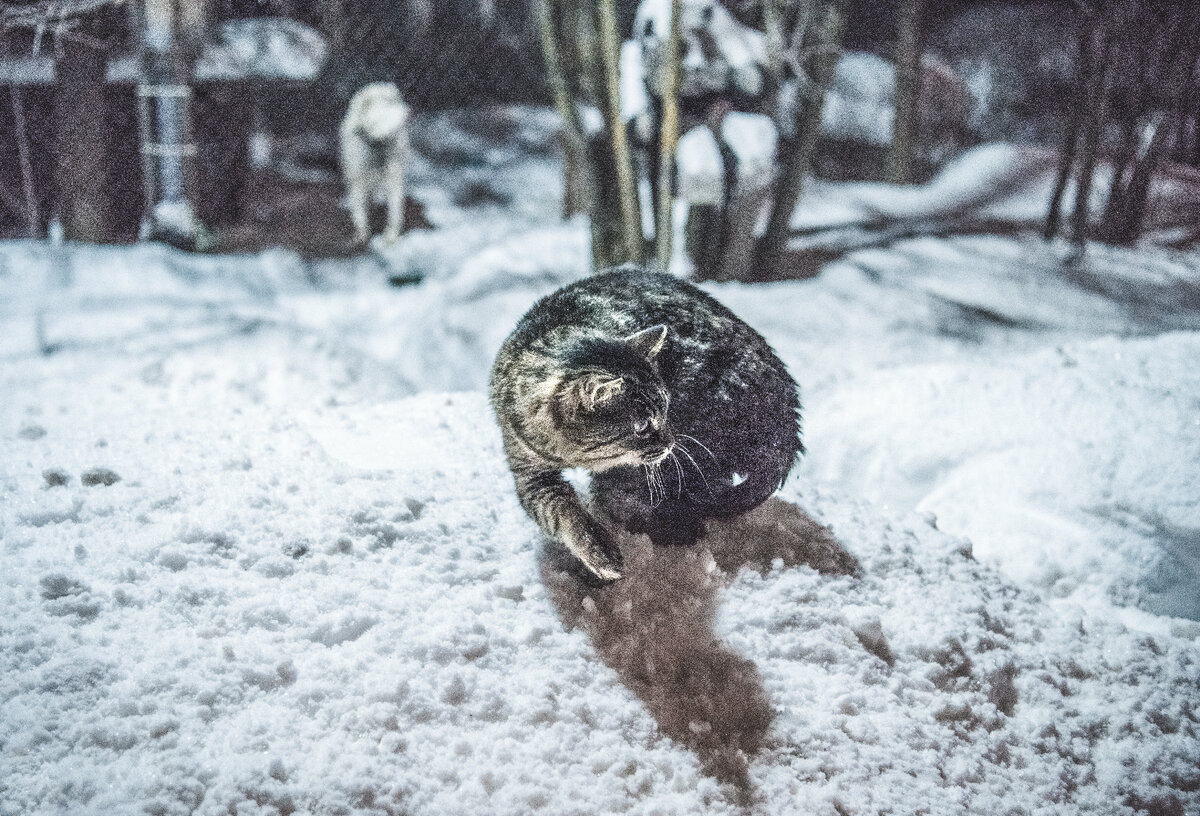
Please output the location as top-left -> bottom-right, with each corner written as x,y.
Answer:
3,110 -> 1200,815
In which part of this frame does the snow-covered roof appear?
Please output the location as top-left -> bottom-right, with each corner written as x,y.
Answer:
2,17 -> 330,85
194,17 -> 328,82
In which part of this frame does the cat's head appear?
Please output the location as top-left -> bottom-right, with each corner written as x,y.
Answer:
553,325 -> 673,471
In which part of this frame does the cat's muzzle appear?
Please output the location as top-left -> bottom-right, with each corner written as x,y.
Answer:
646,445 -> 673,466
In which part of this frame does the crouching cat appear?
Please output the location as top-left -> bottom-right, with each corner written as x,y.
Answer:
489,267 -> 802,581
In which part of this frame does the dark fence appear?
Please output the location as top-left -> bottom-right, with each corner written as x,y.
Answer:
0,0 -> 559,240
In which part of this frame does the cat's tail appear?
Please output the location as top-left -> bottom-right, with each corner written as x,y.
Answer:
687,453 -> 795,520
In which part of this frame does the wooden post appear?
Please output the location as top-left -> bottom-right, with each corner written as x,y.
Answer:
53,34 -> 111,242
137,0 -> 205,244
173,0 -> 205,217
654,0 -> 682,272
887,0 -> 924,184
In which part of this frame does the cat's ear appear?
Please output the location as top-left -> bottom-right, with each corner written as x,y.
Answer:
570,373 -> 625,412
625,324 -> 668,360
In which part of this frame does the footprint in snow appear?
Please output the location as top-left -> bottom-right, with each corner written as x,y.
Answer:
81,467 -> 121,487
18,423 -> 47,440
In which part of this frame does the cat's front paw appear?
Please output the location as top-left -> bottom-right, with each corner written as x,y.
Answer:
568,520 -> 624,582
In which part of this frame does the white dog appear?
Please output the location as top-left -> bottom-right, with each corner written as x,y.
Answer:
339,82 -> 410,244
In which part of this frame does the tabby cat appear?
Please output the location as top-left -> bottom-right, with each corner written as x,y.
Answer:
489,267 -> 802,580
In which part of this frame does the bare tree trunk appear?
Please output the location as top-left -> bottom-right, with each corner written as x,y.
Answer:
1106,12 -> 1200,243
756,0 -> 849,280
535,0 -> 595,218
887,0 -> 924,184
1100,17 -> 1153,234
53,38 -> 111,242
763,0 -> 785,84
653,0 -> 682,272
1045,7 -> 1094,240
595,0 -> 644,265
1070,15 -> 1112,251
1117,113 -> 1170,241
569,0 -> 626,268
570,0 -> 601,105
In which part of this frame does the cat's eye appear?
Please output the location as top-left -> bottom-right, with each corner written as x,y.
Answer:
633,417 -> 652,437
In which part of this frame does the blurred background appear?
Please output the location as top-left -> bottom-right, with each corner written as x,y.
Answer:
0,0 -> 1198,275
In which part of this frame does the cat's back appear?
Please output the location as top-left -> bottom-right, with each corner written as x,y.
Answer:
492,268 -> 790,392
503,268 -> 732,347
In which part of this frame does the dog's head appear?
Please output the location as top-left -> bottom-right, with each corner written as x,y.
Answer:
350,82 -> 409,142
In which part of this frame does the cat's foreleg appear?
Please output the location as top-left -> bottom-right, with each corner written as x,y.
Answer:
513,467 -> 624,581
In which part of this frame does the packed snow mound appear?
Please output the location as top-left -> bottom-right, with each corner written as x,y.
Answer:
790,143 -> 1200,240
803,330 -> 1200,621
4,383 -> 1197,815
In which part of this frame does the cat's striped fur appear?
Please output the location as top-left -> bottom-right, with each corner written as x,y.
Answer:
489,267 -> 802,580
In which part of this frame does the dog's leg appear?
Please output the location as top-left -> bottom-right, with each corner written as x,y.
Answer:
348,176 -> 371,245
384,158 -> 405,243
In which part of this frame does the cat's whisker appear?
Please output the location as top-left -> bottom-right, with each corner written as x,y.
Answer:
643,463 -> 664,508
675,440 -> 715,497
651,462 -> 667,508
667,448 -> 684,498
679,434 -> 720,469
